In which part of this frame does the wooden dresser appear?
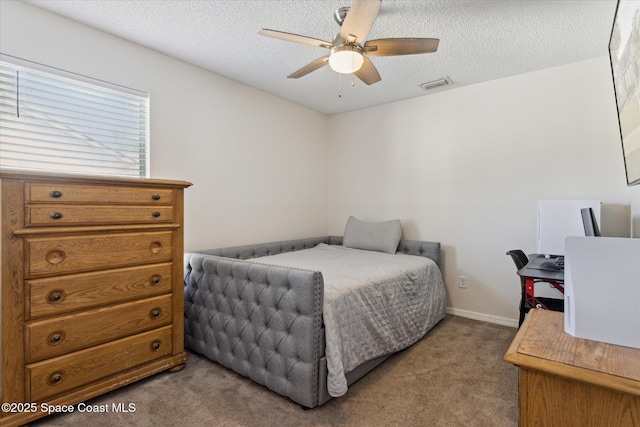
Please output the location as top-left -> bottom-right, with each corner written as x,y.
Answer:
0,170 -> 191,427
504,309 -> 640,427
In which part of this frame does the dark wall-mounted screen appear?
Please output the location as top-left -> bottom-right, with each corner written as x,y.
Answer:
609,0 -> 640,186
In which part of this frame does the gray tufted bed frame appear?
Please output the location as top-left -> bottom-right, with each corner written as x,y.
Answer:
184,236 -> 442,408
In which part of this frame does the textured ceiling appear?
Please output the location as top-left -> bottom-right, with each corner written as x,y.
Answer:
24,0 -> 618,115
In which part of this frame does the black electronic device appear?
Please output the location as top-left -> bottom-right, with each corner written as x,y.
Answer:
580,207 -> 601,237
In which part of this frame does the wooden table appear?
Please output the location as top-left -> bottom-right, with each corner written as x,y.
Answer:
504,309 -> 640,427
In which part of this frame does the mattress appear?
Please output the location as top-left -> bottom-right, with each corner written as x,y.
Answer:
249,243 -> 447,397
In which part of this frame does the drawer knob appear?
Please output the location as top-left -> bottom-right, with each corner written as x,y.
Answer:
151,194 -> 161,201
150,340 -> 162,351
150,308 -> 161,319
48,331 -> 65,345
46,250 -> 66,265
151,211 -> 161,218
50,212 -> 63,220
149,241 -> 163,254
49,190 -> 63,198
150,275 -> 162,286
47,371 -> 66,386
47,289 -> 66,303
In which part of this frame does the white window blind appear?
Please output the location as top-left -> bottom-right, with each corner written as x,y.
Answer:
0,55 -> 149,178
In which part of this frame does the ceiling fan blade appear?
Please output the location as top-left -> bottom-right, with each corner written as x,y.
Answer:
287,56 -> 330,79
364,38 -> 440,56
259,29 -> 333,49
354,56 -> 381,85
339,0 -> 382,44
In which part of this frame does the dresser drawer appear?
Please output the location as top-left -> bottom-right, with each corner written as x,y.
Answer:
26,294 -> 173,362
27,325 -> 173,401
25,204 -> 174,226
26,182 -> 173,204
26,231 -> 173,277
27,262 -> 173,319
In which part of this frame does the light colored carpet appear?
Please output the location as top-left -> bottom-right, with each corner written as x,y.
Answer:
33,315 -> 519,427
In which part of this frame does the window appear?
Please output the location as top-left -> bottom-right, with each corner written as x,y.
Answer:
0,55 -> 149,178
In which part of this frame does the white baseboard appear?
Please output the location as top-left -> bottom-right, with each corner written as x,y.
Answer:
446,307 -> 518,328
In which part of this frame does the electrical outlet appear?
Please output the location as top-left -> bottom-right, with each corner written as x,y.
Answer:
459,276 -> 467,289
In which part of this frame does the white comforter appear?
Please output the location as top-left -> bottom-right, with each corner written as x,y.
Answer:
251,243 -> 446,397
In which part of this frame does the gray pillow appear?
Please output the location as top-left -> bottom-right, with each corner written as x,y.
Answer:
342,216 -> 402,254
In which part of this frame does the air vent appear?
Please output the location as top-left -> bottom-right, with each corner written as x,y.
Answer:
419,77 -> 450,91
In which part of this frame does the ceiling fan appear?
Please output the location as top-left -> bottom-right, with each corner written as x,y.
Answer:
258,0 -> 439,85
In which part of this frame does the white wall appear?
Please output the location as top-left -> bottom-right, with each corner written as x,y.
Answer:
327,57 -> 640,325
2,1 -> 638,326
0,0 -> 328,250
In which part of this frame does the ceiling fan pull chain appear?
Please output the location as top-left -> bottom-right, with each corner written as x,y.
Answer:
338,73 -> 342,98
352,54 -> 356,85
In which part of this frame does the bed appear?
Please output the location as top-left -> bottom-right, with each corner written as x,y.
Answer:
184,220 -> 446,408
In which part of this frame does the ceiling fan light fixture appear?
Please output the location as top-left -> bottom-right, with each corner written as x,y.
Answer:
329,44 -> 364,74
